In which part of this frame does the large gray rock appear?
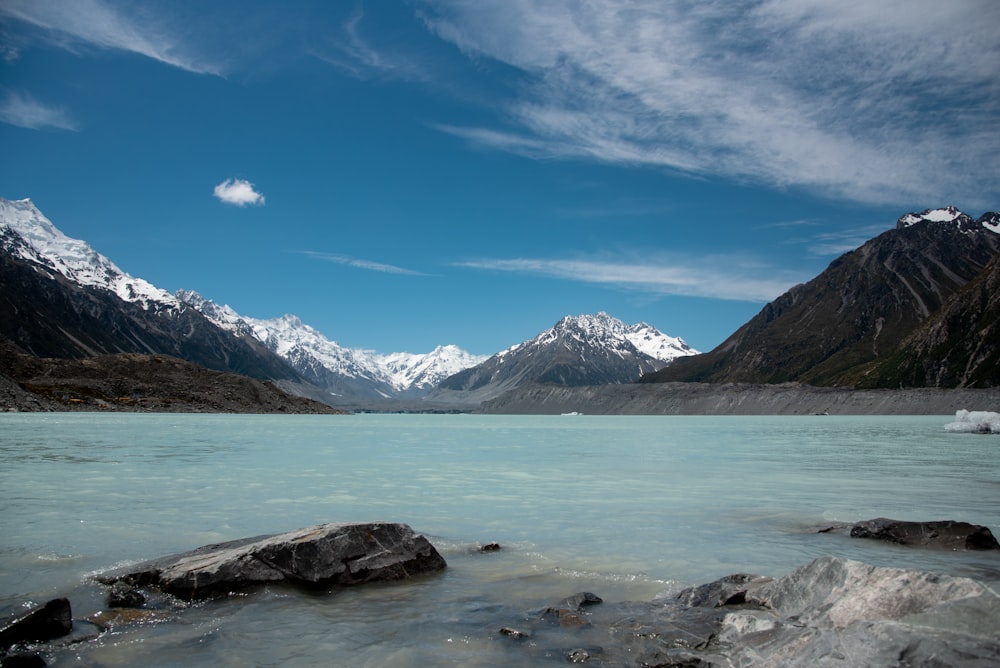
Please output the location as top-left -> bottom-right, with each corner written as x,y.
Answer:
850,517 -> 1000,550
498,557 -> 1000,666
96,522 -> 446,600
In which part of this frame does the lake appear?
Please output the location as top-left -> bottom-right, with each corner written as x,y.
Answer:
1,413 -> 998,666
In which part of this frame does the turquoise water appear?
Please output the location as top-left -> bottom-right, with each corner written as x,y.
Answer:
1,413 -> 998,666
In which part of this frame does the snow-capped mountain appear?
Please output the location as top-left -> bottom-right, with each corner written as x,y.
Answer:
177,290 -> 487,401
0,198 -> 179,311
431,312 -> 697,402
496,312 -> 695,365
0,198 -> 302,382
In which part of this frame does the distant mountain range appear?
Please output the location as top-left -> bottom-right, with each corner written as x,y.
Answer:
0,197 -> 693,409
177,289 -> 489,403
3,196 -> 996,414
643,207 -> 1000,388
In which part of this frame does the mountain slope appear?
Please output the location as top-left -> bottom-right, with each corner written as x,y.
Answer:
644,208 -> 1000,387
849,251 -> 1000,388
0,199 -> 300,382
431,312 -> 696,402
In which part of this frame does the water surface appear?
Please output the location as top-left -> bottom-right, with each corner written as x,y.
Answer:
1,413 -> 997,666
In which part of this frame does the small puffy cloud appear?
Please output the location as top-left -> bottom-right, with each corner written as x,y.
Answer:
213,178 -> 265,207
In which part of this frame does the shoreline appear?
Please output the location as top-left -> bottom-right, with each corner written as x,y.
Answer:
473,382 -> 1000,415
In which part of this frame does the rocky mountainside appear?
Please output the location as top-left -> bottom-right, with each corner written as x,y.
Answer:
851,251 -> 1000,388
177,290 -> 488,403
644,207 -> 1000,388
430,312 -> 696,403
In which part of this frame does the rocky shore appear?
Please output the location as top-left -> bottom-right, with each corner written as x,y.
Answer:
3,519 -> 999,666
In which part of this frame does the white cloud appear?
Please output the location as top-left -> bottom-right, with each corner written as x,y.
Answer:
422,0 -> 1000,207
0,0 -> 220,75
213,178 -> 265,207
455,255 -> 807,302
300,251 -> 427,276
0,90 -> 76,131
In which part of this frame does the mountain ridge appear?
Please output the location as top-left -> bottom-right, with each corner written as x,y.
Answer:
643,207 -> 1000,388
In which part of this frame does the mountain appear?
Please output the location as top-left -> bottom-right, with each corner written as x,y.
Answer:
0,198 -> 301,383
177,290 -> 487,403
430,312 -> 697,403
644,207 -> 1000,388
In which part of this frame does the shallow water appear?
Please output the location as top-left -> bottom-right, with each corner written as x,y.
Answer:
1,413 -> 998,665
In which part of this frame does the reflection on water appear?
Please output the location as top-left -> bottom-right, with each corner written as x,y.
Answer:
1,413 -> 998,666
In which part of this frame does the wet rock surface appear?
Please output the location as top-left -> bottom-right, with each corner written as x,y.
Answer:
494,557 -> 1000,666
96,522 -> 447,600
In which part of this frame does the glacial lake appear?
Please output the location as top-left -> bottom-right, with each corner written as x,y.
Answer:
2,413 -> 998,666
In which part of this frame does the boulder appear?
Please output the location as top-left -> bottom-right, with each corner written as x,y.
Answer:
0,598 -> 72,649
850,517 -> 1000,550
500,557 -> 1000,666
96,522 -> 446,600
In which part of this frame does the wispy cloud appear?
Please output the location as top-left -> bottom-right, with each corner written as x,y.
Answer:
455,255 -> 806,302
301,251 -> 428,276
422,0 -> 1000,208
310,7 -> 432,82
0,89 -> 76,130
0,0 -> 220,75
213,178 -> 265,207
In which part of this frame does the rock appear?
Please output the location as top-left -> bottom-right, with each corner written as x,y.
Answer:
850,517 -> 1000,550
502,557 -> 1000,666
479,542 -> 502,552
107,582 -> 146,608
0,653 -> 47,667
96,522 -> 446,600
675,572 -> 772,608
0,598 -> 72,649
541,592 -> 603,628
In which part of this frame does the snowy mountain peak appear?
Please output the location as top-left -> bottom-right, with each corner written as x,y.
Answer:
0,196 -> 179,311
505,312 -> 696,363
897,207 -> 1000,236
898,207 -> 963,228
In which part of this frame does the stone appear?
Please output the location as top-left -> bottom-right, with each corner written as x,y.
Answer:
107,582 -> 146,608
502,557 -> 1000,666
96,522 -> 446,600
850,517 -> 1000,550
0,598 -> 72,649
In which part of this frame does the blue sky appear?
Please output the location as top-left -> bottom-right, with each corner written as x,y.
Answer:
1,1 -> 997,356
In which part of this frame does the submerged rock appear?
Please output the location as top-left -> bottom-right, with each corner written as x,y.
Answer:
850,517 -> 1000,550
96,522 -> 447,600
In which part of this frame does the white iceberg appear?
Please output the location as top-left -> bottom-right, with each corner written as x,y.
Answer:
944,410 -> 1000,434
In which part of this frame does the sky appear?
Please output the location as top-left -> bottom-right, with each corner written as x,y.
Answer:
1,1 -> 998,357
